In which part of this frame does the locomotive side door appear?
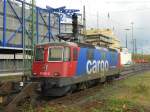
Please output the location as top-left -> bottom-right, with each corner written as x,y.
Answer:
69,47 -> 78,76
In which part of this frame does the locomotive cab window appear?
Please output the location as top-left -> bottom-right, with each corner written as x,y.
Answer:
48,47 -> 70,62
48,47 -> 63,61
35,48 -> 44,61
73,48 -> 78,61
63,47 -> 70,61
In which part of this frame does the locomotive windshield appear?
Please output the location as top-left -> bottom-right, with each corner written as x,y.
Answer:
35,48 -> 44,61
49,48 -> 63,61
48,47 -> 70,61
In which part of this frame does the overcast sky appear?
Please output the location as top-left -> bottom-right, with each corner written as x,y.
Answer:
27,0 -> 150,54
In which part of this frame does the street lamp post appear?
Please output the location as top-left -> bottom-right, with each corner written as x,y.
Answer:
131,22 -> 134,54
124,28 -> 130,48
134,39 -> 137,54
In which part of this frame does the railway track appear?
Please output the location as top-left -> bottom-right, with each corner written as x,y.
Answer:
0,63 -> 150,112
42,64 -> 150,106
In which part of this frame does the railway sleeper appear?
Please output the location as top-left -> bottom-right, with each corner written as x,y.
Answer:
5,82 -> 40,112
0,81 -> 21,105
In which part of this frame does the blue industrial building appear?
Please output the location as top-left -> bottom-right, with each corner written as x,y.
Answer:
0,0 -> 80,73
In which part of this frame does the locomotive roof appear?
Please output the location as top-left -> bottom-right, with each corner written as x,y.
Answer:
36,42 -> 74,47
36,42 -> 95,48
36,42 -> 117,52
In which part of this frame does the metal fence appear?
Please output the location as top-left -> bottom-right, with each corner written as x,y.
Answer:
0,59 -> 26,72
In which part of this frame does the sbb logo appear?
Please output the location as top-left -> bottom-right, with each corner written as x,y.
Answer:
86,60 -> 109,74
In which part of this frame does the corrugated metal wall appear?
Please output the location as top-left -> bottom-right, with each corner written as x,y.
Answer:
0,0 -> 59,47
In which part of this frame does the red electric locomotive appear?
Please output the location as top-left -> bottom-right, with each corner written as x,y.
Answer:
32,42 -> 121,96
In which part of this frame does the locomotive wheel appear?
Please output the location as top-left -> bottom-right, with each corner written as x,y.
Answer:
78,81 -> 89,90
100,76 -> 106,84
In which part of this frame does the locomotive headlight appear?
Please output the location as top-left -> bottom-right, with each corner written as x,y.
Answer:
53,72 -> 60,77
33,73 -> 37,75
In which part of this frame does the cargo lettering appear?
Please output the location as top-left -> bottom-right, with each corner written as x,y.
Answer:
86,60 -> 109,74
